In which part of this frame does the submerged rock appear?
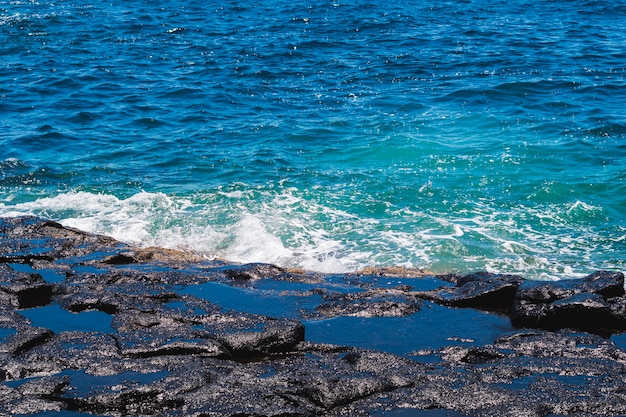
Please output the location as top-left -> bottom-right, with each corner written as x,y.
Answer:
316,287 -> 422,318
2,216 -> 626,416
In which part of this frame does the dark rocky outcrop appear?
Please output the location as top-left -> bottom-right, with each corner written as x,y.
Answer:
0,264 -> 54,309
415,272 -> 523,312
2,216 -> 626,416
414,269 -> 626,335
511,270 -> 626,334
222,262 -> 287,281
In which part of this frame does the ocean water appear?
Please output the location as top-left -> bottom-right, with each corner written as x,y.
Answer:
1,0 -> 625,280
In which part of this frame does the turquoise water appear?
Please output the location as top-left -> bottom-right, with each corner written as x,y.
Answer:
1,0 -> 625,279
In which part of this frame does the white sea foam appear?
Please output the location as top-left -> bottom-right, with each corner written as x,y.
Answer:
0,190 -> 620,280
0,190 -> 357,273
227,214 -> 294,265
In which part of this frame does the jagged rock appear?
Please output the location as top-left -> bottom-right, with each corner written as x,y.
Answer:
54,285 -> 177,315
2,282 -> 53,310
13,331 -> 160,379
101,253 -> 139,265
59,372 -> 183,416
0,216 -> 122,262
357,331 -> 626,416
511,271 -> 626,333
176,345 -> 421,416
0,265 -> 53,309
116,329 -> 228,358
64,268 -> 213,286
579,270 -> 625,297
0,326 -> 54,356
222,263 -> 286,281
110,295 -> 304,360
218,319 -> 305,358
416,272 -> 522,312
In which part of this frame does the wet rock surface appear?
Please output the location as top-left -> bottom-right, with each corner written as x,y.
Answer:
510,271 -> 626,334
1,216 -> 626,416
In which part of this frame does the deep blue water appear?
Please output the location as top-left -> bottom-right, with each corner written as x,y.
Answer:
1,0 -> 625,279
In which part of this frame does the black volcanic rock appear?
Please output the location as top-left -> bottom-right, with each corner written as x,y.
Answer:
2,216 -> 626,416
0,216 -> 122,263
511,271 -> 626,334
222,262 -> 287,281
579,270 -> 626,297
416,272 -> 522,312
316,287 -> 422,318
0,264 -> 53,309
1,326 -> 55,356
109,294 -> 305,360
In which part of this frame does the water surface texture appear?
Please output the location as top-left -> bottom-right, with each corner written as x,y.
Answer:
2,0 -> 625,279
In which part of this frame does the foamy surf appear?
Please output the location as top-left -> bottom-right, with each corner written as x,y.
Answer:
1,190 -> 622,280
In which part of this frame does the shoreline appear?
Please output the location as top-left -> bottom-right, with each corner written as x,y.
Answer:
5,188 -> 616,281
2,215 -> 626,416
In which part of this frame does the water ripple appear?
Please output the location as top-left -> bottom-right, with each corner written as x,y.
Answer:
1,0 -> 625,278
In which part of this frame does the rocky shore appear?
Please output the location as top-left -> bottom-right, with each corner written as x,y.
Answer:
1,216 -> 626,416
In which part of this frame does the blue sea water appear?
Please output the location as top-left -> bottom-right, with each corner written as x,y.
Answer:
1,0 -> 625,280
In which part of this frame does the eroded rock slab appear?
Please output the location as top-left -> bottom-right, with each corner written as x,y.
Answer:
414,272 -> 523,312
511,271 -> 626,334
